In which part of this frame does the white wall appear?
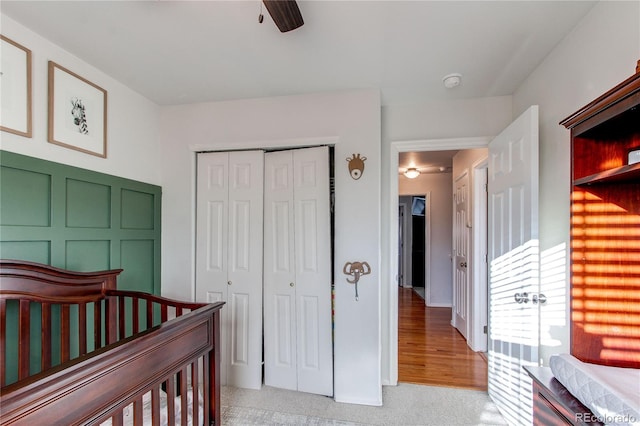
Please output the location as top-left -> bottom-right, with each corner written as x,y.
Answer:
513,0 -> 640,364
399,173 -> 453,306
0,15 -> 161,185
380,96 -> 512,385
158,90 -> 383,405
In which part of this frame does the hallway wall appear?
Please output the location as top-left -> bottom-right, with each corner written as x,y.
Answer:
399,172 -> 453,306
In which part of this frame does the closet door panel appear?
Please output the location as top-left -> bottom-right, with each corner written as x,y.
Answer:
229,200 -> 251,271
298,200 -> 319,272
230,292 -> 250,366
196,150 -> 263,390
226,151 -> 264,390
196,152 -> 230,385
206,201 -> 226,271
264,151 -> 297,390
299,295 -> 320,369
294,146 -> 333,397
275,294 -> 294,366
264,146 -> 333,396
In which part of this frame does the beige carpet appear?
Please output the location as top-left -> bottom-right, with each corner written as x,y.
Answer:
221,384 -> 507,425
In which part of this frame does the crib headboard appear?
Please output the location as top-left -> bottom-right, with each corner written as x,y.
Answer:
0,260 -> 123,386
0,259 -> 122,302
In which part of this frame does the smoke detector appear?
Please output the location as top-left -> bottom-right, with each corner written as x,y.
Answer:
443,73 -> 462,89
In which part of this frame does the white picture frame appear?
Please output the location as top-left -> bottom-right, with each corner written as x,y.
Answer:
1,35 -> 32,137
48,61 -> 107,158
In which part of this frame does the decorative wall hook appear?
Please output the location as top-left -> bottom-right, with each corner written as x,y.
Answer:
346,153 -> 367,180
343,261 -> 371,301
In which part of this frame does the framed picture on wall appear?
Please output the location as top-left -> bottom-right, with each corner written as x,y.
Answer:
48,61 -> 107,158
0,35 -> 32,137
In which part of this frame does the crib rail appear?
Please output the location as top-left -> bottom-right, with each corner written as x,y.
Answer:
0,302 -> 224,425
0,260 -> 225,425
0,260 -> 206,387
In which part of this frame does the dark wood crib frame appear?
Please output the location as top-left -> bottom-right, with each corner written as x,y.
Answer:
0,260 -> 224,425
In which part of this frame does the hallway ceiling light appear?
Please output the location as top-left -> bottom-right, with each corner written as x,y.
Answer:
404,168 -> 420,179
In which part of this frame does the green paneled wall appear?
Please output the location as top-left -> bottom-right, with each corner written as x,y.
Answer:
0,150 -> 161,290
0,150 -> 162,384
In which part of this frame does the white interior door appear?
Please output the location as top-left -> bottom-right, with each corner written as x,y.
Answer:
196,150 -> 264,390
264,146 -> 333,396
487,106 -> 539,425
453,171 -> 469,340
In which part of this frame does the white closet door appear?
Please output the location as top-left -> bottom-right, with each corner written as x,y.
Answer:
264,150 -> 297,390
196,150 -> 264,390
196,152 -> 229,384
264,146 -> 333,396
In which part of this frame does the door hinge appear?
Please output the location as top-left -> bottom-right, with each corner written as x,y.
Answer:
483,325 -> 488,334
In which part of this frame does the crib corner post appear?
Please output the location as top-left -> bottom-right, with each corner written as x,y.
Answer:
209,308 -> 221,426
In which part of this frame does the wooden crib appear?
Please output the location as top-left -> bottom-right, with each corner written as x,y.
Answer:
0,260 -> 224,425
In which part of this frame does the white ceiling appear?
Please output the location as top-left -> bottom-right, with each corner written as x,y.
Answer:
1,0 -> 596,169
2,0 -> 596,107
399,150 -> 459,175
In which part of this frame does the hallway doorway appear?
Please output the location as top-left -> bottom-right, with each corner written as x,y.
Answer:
388,136 -> 491,386
397,287 -> 487,390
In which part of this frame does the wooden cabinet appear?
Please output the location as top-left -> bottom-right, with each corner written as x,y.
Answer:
525,367 -> 603,426
560,63 -> 640,369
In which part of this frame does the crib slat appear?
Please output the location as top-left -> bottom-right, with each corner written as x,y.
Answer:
165,376 -> 176,426
105,295 -> 118,345
133,396 -> 143,425
60,304 -> 70,363
110,412 -> 124,426
202,352 -> 210,425
41,303 -> 52,371
191,360 -> 199,424
94,300 -> 102,349
118,297 -> 126,339
161,305 -> 168,323
79,303 -> 87,356
132,297 -> 139,334
18,300 -> 30,380
146,299 -> 153,330
180,366 -> 188,425
0,299 -> 6,386
151,387 -> 160,426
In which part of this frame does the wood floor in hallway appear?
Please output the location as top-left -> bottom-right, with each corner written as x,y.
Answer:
398,287 -> 488,391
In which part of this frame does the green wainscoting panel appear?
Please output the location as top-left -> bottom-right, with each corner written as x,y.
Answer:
0,166 -> 51,227
120,239 -> 155,292
121,189 -> 155,230
65,240 -> 111,271
66,179 -> 111,228
0,150 -> 162,384
0,240 -> 51,264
